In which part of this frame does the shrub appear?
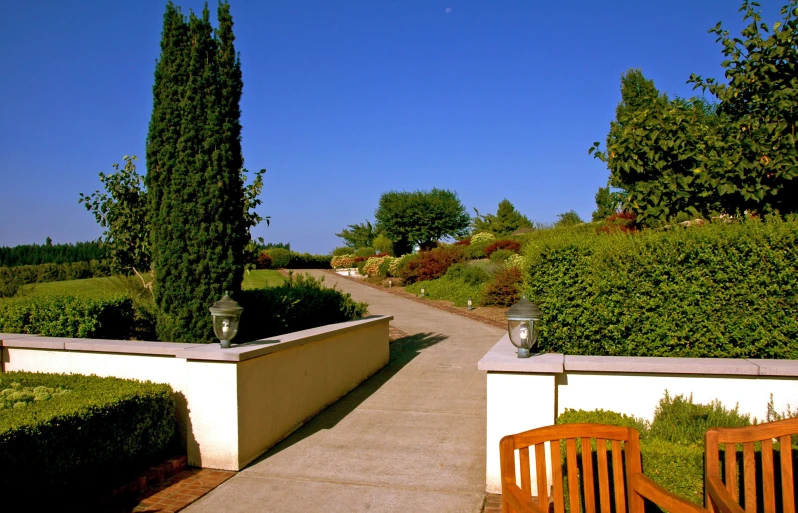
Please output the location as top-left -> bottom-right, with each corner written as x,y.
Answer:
284,252 -> 332,269
0,294 -> 136,339
332,246 -> 353,256
255,251 -> 273,269
481,266 -> 522,307
489,248 -> 515,263
0,371 -> 176,506
557,401 -> 706,506
444,262 -> 491,286
528,217 -> 798,358
505,253 -> 528,270
266,248 -> 291,268
649,392 -> 751,445
400,246 -> 465,284
330,254 -> 357,269
484,239 -> 522,257
405,277 -> 484,307
390,253 -> 415,277
236,273 -> 368,342
454,238 -> 471,246
361,256 -> 391,277
465,232 -> 496,259
354,247 -> 376,258
556,408 -> 649,436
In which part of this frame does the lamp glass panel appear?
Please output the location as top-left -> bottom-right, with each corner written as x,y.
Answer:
507,319 -> 538,350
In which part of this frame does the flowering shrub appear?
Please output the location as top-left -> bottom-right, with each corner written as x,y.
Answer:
361,256 -> 393,277
484,239 -> 522,257
471,232 -> 495,245
505,253 -> 528,271
466,232 -> 496,259
330,254 -> 357,269
389,254 -> 412,277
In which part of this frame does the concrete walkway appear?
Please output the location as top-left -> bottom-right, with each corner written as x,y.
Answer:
185,271 -> 503,512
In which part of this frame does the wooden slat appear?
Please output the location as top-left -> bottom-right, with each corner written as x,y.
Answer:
566,438 -> 581,513
550,440 -> 565,513
596,439 -> 611,513
725,443 -> 739,502
520,446 -> 532,496
779,436 -> 795,513
582,438 -> 596,513
761,439 -> 776,513
536,443 -> 548,511
743,441 -> 756,513
611,440 -> 626,513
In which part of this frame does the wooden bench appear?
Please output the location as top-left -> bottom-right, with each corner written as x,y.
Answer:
705,417 -> 798,513
500,423 -> 706,513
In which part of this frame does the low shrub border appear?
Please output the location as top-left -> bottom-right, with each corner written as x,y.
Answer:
0,371 -> 177,506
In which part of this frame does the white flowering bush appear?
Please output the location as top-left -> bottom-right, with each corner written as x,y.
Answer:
505,253 -> 529,271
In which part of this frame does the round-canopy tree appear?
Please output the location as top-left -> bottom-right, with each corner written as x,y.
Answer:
374,188 -> 470,255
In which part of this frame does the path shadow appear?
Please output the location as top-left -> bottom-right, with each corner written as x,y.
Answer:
246,331 -> 448,466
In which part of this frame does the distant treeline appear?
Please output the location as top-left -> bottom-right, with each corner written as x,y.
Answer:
0,239 -> 106,267
252,241 -> 290,252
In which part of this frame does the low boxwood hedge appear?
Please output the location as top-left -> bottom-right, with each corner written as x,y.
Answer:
525,218 -> 798,358
0,371 -> 177,506
0,294 -> 135,339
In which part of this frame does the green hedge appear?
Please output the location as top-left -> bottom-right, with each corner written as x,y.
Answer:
0,259 -> 111,287
0,294 -> 135,339
236,273 -> 368,342
0,371 -> 176,506
525,218 -> 798,358
285,252 -> 333,269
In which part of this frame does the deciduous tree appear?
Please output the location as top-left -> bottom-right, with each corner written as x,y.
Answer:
375,188 -> 470,254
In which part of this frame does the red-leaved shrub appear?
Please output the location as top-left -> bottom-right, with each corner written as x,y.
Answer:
256,251 -> 273,269
481,267 -> 522,307
454,238 -> 471,246
484,239 -> 522,257
596,211 -> 638,234
400,246 -> 465,284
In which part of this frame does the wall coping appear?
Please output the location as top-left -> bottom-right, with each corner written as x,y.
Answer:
477,335 -> 798,376
0,315 -> 393,363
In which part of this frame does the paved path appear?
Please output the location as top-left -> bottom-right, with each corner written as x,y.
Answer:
185,271 -> 503,512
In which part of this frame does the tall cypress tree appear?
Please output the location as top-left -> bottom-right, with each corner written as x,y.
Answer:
146,1 -> 247,343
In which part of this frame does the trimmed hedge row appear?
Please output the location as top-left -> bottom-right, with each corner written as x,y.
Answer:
525,218 -> 798,358
257,250 -> 331,269
0,294 -> 136,339
235,273 -> 368,342
0,259 -> 112,286
0,371 -> 176,506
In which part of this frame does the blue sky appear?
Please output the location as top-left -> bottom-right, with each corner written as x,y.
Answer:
0,1 -> 782,253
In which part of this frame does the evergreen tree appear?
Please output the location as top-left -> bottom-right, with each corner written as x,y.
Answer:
146,2 -> 248,343
471,199 -> 533,236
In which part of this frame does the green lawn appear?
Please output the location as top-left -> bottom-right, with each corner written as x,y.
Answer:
242,269 -> 286,289
15,269 -> 285,298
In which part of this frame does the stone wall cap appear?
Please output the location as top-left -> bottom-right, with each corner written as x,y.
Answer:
747,359 -> 798,376
64,339 -> 202,356
477,335 -> 563,373
563,355 -> 761,375
1,335 -> 64,350
176,315 -> 393,362
0,316 -> 392,362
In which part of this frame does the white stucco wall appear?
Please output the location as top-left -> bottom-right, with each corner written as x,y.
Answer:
1,316 -> 391,471
478,335 -> 798,494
